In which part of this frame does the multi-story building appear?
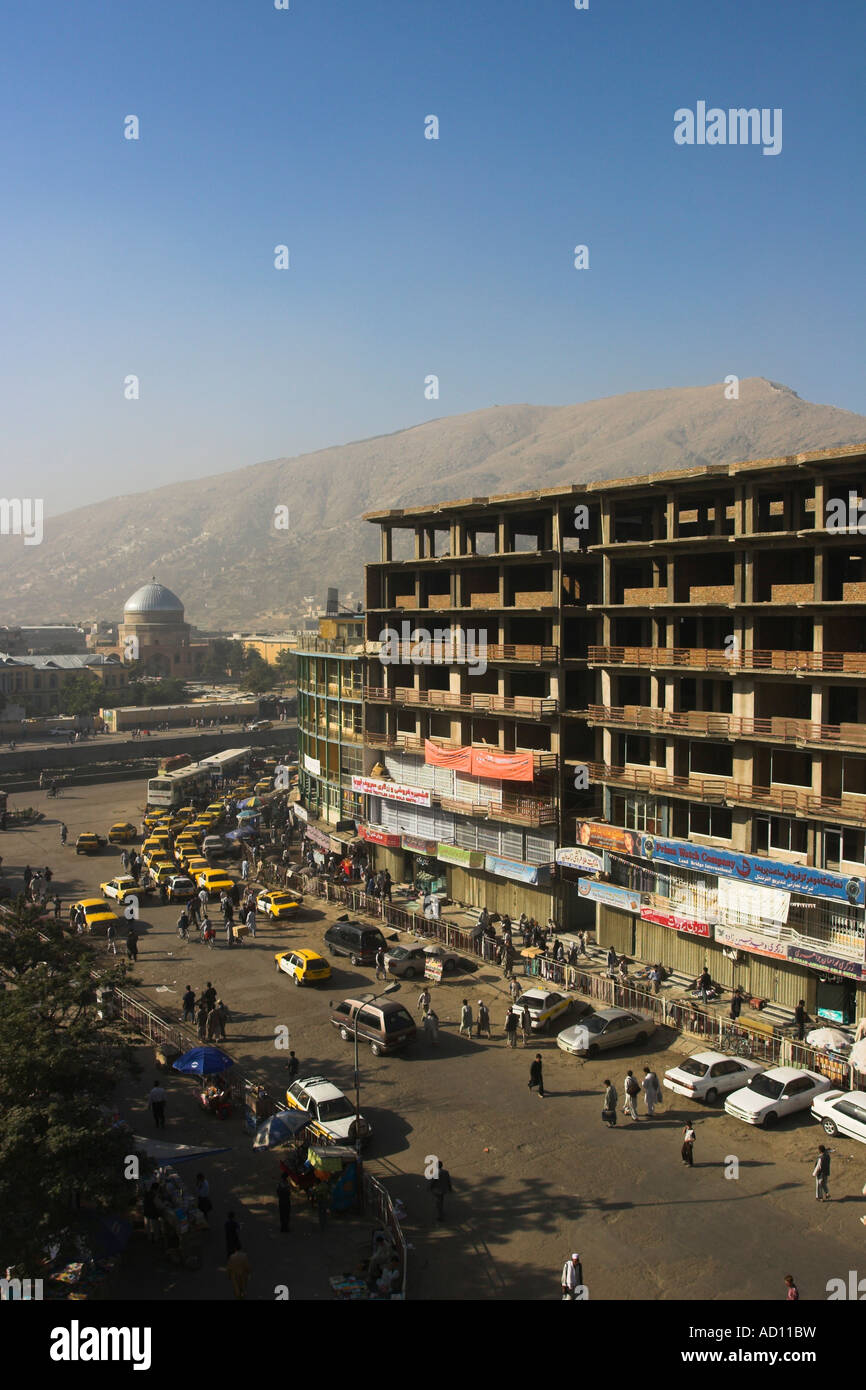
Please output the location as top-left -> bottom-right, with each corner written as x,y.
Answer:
0,652 -> 128,716
296,613 -> 366,830
360,442 -> 866,1018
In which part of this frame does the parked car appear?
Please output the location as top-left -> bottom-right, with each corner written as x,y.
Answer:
285,1075 -> 371,1146
248,719 -> 273,732
663,1051 -> 764,1105
71,897 -> 117,935
75,832 -> 107,856
100,875 -> 144,903
202,835 -> 227,858
107,822 -> 137,844
514,988 -> 587,1034
274,949 -> 331,985
196,869 -> 235,897
385,943 -> 460,979
724,1066 -> 833,1127
557,1007 -> 656,1058
323,919 -> 387,966
811,1088 -> 866,1142
257,889 -> 302,921
331,996 -> 417,1056
167,875 -> 196,902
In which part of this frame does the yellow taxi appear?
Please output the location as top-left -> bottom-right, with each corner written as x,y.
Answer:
143,810 -> 169,831
257,889 -> 302,921
107,821 -> 137,844
186,821 -> 208,839
71,897 -> 117,935
100,875 -> 141,903
254,779 -> 272,796
174,806 -> 197,824
175,833 -> 199,855
205,802 -> 225,820
150,863 -> 176,886
196,868 -> 236,897
75,832 -> 107,856
185,856 -> 210,880
275,949 -> 331,986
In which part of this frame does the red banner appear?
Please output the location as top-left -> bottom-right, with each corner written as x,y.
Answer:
641,906 -> 711,938
359,825 -> 402,847
424,740 -> 534,782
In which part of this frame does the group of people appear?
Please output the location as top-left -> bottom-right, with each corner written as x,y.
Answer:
182,981 -> 231,1041
601,1068 -> 663,1125
22,862 -> 56,910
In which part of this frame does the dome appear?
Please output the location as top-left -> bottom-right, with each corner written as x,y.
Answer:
124,581 -> 184,617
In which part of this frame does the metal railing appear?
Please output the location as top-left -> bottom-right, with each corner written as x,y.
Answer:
588,645 -> 866,675
583,704 -> 866,749
364,687 -> 558,717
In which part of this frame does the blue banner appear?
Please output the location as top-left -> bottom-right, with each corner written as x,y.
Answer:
639,834 -> 865,906
484,854 -> 551,885
576,879 -> 642,913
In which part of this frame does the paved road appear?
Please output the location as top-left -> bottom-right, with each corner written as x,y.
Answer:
5,777 -> 865,1302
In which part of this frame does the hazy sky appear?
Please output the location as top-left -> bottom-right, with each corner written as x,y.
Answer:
2,0 -> 864,515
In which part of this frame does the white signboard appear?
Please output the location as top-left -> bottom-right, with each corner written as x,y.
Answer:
303,753 -> 321,776
351,775 -> 432,808
556,846 -> 604,873
718,877 -> 790,925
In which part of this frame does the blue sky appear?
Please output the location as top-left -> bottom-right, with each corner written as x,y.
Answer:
1,0 -> 864,513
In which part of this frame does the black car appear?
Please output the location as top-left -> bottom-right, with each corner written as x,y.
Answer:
323,919 -> 387,966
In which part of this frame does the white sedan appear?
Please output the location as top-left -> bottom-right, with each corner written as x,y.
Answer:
663,1052 -> 764,1105
724,1066 -> 833,1127
811,1089 -> 866,1143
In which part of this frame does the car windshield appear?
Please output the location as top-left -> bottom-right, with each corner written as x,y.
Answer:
316,1097 -> 355,1122
525,998 -> 544,1011
272,895 -> 294,904
679,1059 -> 709,1078
388,947 -> 409,960
747,1075 -> 784,1100
583,1015 -> 608,1034
385,1008 -> 415,1032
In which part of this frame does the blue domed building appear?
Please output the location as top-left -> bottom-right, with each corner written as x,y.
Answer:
118,579 -> 194,676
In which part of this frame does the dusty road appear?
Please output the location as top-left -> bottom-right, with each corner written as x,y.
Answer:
4,778 -> 866,1302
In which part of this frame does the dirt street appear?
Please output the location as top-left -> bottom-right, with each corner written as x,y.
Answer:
4,778 -> 866,1302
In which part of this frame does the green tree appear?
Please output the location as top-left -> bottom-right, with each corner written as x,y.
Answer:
58,673 -> 102,717
239,660 -> 276,694
274,649 -> 297,687
0,903 -> 141,1269
202,638 -> 245,684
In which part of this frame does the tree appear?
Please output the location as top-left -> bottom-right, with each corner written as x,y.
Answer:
59,673 -> 102,717
202,639 -> 245,685
274,649 -> 297,687
239,659 -> 276,694
0,902 -> 141,1269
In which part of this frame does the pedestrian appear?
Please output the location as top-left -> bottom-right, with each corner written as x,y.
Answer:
149,1079 -> 166,1129
784,1274 -> 799,1301
287,1050 -> 300,1081
311,1181 -> 330,1230
606,945 -> 617,977
422,1008 -> 439,1047
23,865 -> 32,890
182,985 -> 196,1024
730,985 -> 744,1021
195,1173 -> 212,1219
561,1252 -> 584,1300
59,824 -> 67,845
504,1007 -> 518,1048
198,886 -> 209,916
576,930 -> 588,959
126,928 -> 138,961
381,869 -> 392,902
188,895 -> 200,928
477,1000 -> 491,1039
528,1053 -> 545,1098
214,999 -> 229,1041
177,909 -> 189,941
698,965 -> 713,1005
429,1160 -> 452,1221
44,865 -> 52,884
813,1144 -> 831,1201
224,1211 -> 242,1258
510,977 -> 522,1004
417,986 -> 431,1016
681,1122 -> 696,1167
521,1006 -> 532,1047
227,1247 -> 251,1299
375,945 -> 386,981
276,1174 -> 292,1232
642,1066 -> 662,1116
458,999 -> 474,1038
196,998 -> 209,1041
203,981 -> 217,1012
623,1070 -> 641,1121
794,999 -> 810,1041
53,894 -> 61,920
602,1079 -> 618,1127
226,920 -> 235,950
241,858 -> 249,881
503,944 -> 515,979
206,1007 -> 219,1042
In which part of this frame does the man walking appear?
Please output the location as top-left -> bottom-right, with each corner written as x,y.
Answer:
429,1160 -> 453,1222
459,999 -> 473,1039
528,1053 -> 545,1098
417,986 -> 431,1016
623,1070 -> 641,1120
602,1079 -> 618,1127
681,1122 -> 696,1167
375,945 -> 386,981
642,1066 -> 661,1117
106,920 -> 117,956
126,927 -> 138,962
795,999 -> 810,1041
422,1008 -> 440,1047
276,1174 -> 292,1232
813,1144 -> 831,1201
504,1007 -> 518,1048
476,1000 -> 491,1039
286,1050 -> 300,1082
561,1252 -> 584,1300
225,919 -> 235,950
182,985 -> 196,1024
196,997 -> 209,1041
149,1079 -> 166,1129
521,1006 -> 532,1048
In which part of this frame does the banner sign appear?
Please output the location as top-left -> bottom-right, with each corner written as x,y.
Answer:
640,906 -> 711,938
359,825 -> 402,847
424,740 -> 534,783
718,877 -> 790,924
424,956 -> 444,983
303,753 -> 321,776
436,842 -> 485,868
787,944 -> 864,980
714,922 -> 790,961
304,826 -> 331,850
484,854 -> 551,886
576,822 -> 640,856
576,879 -> 642,914
352,775 -> 431,808
292,803 -> 308,823
556,846 -> 604,873
640,834 -> 865,906
401,834 -> 440,855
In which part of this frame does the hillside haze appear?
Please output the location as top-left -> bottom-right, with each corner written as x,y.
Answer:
7,378 -> 866,629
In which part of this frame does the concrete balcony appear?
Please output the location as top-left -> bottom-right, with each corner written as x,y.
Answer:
362,728 -> 557,771
582,704 -> 866,751
586,646 -> 866,675
438,793 -> 558,826
364,686 -> 558,718
587,761 -> 866,826
365,641 -> 559,664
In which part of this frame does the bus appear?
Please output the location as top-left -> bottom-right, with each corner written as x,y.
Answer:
200,748 -> 252,783
146,763 -> 213,809
158,752 -> 192,775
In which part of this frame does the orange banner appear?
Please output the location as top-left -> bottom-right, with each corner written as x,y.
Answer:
471,749 -> 534,783
424,739 -> 472,771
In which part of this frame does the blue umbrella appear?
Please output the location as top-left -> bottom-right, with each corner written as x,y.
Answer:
253,1109 -> 310,1150
172,1046 -> 234,1077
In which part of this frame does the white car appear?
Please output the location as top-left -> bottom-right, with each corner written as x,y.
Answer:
724,1066 -> 833,1127
285,1076 -> 371,1147
514,989 -> 587,1034
811,1089 -> 866,1143
663,1052 -> 764,1105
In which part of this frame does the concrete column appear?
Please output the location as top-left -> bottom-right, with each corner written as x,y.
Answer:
382,527 -> 392,562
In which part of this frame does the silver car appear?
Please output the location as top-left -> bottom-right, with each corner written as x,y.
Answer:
557,1007 -> 655,1058
385,943 -> 460,979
